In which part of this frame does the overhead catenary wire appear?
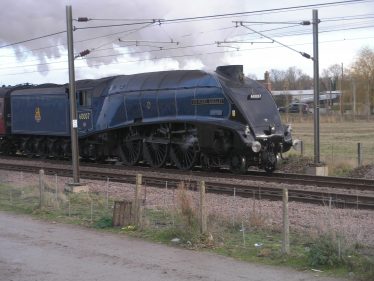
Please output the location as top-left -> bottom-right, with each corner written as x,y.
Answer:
1,12 -> 370,58
238,22 -> 313,59
74,20 -> 159,30
2,34 -> 374,76
82,0 -> 371,25
2,19 -> 374,71
2,19 -> 374,70
0,23 -> 156,58
0,0 -> 373,75
0,1 -> 372,57
0,30 -> 66,49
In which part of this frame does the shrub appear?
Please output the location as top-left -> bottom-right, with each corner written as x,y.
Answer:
172,183 -> 199,243
94,215 -> 113,229
308,234 -> 351,267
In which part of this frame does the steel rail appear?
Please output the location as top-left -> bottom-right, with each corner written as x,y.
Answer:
0,162 -> 373,210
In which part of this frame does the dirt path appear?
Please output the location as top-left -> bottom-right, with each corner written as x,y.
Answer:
0,212 -> 344,281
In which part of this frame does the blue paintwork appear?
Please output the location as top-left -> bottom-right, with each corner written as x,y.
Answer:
11,88 -> 70,136
85,70 -> 231,136
8,67 -> 284,144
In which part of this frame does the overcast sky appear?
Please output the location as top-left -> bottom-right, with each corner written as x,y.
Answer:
0,0 -> 373,85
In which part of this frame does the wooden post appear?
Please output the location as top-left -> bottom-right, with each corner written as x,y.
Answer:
112,200 -> 133,227
39,169 -> 45,209
106,177 -> 109,208
55,173 -> 58,201
199,180 -> 207,234
134,174 -> 142,228
282,188 -> 290,255
357,143 -> 362,167
300,140 -> 304,157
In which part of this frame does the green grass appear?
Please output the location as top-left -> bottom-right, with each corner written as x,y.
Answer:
281,117 -> 374,175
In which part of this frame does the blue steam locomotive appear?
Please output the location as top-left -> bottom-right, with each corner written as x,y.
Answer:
0,65 -> 292,172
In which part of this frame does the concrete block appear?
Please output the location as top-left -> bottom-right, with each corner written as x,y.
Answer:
65,183 -> 89,193
305,165 -> 329,176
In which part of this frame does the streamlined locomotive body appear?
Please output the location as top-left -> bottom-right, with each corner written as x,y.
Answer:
0,65 -> 292,172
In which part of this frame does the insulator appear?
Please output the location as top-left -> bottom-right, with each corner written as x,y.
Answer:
77,17 -> 89,22
79,49 -> 91,57
300,52 -> 311,59
301,20 -> 311,25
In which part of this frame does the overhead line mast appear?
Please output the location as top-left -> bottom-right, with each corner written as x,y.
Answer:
66,5 -> 80,185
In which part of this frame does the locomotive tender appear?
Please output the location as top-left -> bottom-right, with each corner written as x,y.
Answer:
0,65 -> 292,172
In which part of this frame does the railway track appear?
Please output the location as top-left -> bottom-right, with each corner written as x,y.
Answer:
2,155 -> 372,191
0,159 -> 373,210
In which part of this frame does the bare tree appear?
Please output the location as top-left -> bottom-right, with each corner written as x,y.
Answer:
270,67 -> 312,90
351,47 -> 374,115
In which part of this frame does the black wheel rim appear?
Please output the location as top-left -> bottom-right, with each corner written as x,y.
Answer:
143,142 -> 169,168
119,139 -> 142,166
263,151 -> 277,173
230,154 -> 247,174
170,142 -> 199,170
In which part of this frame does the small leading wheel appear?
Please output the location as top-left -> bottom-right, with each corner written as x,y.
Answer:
170,138 -> 199,170
229,154 -> 247,174
143,141 -> 169,168
262,151 -> 277,173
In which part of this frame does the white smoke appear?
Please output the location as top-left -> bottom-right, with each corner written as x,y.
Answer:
0,0 -> 259,76
2,0 -> 372,82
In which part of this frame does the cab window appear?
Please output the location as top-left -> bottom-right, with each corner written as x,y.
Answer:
78,90 -> 92,107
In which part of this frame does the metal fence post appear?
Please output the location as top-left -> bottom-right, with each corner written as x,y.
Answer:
282,188 -> 290,255
134,174 -> 142,227
199,180 -> 207,234
39,169 -> 45,209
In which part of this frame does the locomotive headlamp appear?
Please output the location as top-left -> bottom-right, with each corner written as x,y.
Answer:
244,125 -> 250,136
286,124 -> 292,133
251,141 -> 261,153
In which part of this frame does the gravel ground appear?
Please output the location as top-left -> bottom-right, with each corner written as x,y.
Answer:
0,212 -> 344,281
0,160 -> 373,247
349,165 -> 374,179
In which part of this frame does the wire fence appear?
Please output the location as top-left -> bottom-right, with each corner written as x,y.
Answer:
295,141 -> 374,167
0,169 -> 373,252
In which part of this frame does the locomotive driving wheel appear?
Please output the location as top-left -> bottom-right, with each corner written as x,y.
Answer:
143,126 -> 170,168
143,141 -> 169,168
170,135 -> 199,170
118,129 -> 142,166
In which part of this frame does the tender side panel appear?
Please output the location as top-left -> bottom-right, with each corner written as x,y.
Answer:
11,93 -> 70,136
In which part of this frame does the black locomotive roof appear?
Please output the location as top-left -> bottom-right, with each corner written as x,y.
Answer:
74,76 -> 116,90
108,70 -> 219,95
0,87 -> 12,98
11,86 -> 66,96
0,84 -> 40,98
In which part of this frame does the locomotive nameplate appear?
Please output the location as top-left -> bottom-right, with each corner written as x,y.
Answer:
192,98 -> 224,105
